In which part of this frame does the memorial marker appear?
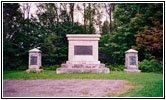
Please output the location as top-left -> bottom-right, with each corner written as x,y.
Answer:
129,56 -> 136,65
30,56 -> 37,65
26,48 -> 43,73
56,34 -> 110,74
124,49 -> 141,73
74,45 -> 92,55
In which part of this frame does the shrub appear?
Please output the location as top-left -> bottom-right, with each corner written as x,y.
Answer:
106,64 -> 125,71
138,59 -> 163,72
42,65 -> 61,70
16,65 -> 28,70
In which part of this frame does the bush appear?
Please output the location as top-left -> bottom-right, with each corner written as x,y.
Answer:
16,65 -> 28,70
139,59 -> 163,72
106,64 -> 125,71
42,65 -> 61,70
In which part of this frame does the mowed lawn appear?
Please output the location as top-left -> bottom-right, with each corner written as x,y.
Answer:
3,70 -> 163,97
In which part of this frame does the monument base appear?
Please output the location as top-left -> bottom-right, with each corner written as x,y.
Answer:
26,68 -> 43,73
56,64 -> 110,74
123,69 -> 141,73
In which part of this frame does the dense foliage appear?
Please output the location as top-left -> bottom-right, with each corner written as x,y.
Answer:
132,4 -> 163,61
138,59 -> 163,72
3,3 -> 38,70
99,3 -> 163,66
3,3 -> 163,72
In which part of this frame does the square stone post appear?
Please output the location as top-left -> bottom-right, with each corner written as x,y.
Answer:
26,48 -> 43,73
124,49 -> 141,73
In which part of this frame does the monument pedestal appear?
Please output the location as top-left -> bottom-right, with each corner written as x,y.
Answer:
26,68 -> 43,73
26,48 -> 43,73
56,34 -> 110,74
57,63 -> 109,74
123,69 -> 141,73
124,49 -> 141,73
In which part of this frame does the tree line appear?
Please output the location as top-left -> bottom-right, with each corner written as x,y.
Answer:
3,3 -> 163,71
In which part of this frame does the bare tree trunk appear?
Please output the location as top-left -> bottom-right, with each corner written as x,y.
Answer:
109,4 -> 112,36
22,3 -> 31,19
54,3 -> 59,27
89,3 -> 93,33
22,3 -> 31,29
27,3 -> 31,20
104,3 -> 113,36
112,4 -> 117,30
69,3 -> 74,26
83,3 -> 86,33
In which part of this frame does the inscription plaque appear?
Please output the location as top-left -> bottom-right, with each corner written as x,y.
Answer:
74,45 -> 92,55
129,56 -> 136,65
31,56 -> 37,65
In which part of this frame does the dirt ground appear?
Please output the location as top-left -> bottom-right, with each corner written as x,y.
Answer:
3,79 -> 127,97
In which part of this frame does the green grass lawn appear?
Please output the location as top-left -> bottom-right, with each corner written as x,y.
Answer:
3,70 -> 163,97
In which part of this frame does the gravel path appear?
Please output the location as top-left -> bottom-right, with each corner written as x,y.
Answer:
3,79 -> 125,97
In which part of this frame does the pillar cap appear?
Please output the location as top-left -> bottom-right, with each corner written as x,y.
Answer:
29,48 -> 41,53
66,34 -> 101,41
125,49 -> 138,53
66,34 -> 101,38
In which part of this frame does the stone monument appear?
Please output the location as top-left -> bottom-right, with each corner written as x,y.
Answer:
124,49 -> 141,73
26,48 -> 43,73
56,34 -> 110,74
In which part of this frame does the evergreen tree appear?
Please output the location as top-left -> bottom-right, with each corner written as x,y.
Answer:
131,3 -> 163,61
101,20 -> 109,35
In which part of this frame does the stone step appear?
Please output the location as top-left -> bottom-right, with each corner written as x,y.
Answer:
123,69 -> 141,73
56,68 -> 110,74
61,64 -> 106,68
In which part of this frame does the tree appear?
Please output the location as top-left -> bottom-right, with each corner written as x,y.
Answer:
99,20 -> 111,64
111,3 -> 163,64
83,3 -> 87,33
37,4 -> 56,26
99,34 -> 112,64
69,3 -> 74,26
41,33 -> 67,65
131,4 -> 163,61
109,4 -> 140,64
22,3 -> 31,19
36,3 -> 85,65
3,3 -> 31,70
101,20 -> 109,35
106,3 -> 152,64
83,3 -> 101,34
3,3 -> 23,70
3,3 -> 45,70
3,3 -> 20,38
104,3 -> 116,35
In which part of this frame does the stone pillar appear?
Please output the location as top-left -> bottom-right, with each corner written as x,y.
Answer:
56,34 -> 110,74
124,49 -> 141,73
26,48 -> 43,73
